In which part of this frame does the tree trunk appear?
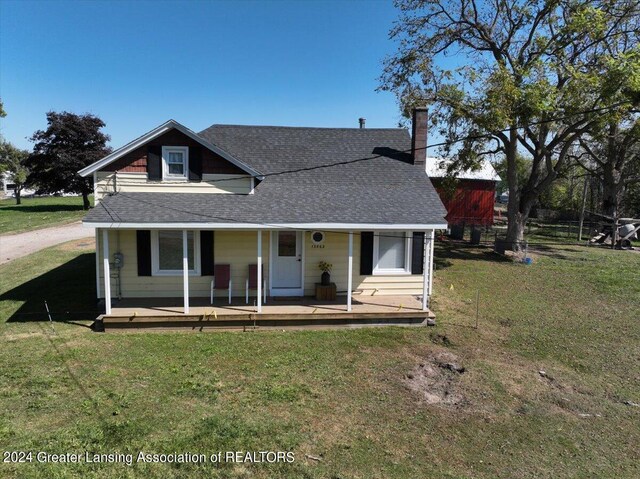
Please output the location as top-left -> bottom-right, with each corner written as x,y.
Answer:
504,131 -> 527,250
506,208 -> 526,245
82,191 -> 91,210
15,187 -> 21,205
506,195 -> 535,250
601,162 -> 623,219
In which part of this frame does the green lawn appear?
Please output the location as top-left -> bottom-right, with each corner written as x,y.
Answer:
0,195 -> 92,235
0,240 -> 638,478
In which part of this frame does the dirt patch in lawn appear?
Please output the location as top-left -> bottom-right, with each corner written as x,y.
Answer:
58,238 -> 95,251
405,351 -> 467,407
4,331 -> 48,341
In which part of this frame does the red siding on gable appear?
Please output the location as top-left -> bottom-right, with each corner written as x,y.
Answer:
432,179 -> 496,226
98,129 -> 247,175
108,146 -> 147,172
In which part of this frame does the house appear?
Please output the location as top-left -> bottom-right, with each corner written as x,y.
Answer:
0,171 -> 35,198
425,157 -> 500,231
78,108 -> 448,329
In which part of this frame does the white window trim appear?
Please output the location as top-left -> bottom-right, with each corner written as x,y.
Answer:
372,231 -> 412,275
151,230 -> 201,276
161,146 -> 189,181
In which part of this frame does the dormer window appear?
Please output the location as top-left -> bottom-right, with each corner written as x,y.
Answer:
162,146 -> 189,180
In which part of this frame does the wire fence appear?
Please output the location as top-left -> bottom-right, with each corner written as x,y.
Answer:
444,218 -> 605,246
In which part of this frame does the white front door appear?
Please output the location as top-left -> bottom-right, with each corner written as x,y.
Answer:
270,231 -> 303,296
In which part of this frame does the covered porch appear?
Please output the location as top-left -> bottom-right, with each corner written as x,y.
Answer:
98,294 -> 435,331
94,225 -> 437,331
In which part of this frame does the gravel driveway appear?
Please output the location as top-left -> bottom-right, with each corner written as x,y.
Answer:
0,222 -> 95,265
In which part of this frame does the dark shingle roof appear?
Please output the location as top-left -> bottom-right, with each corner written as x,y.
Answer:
84,125 -> 447,227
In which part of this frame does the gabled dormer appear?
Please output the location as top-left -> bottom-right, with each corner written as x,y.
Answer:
78,120 -> 262,202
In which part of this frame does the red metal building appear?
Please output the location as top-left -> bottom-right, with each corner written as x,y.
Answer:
425,158 -> 501,227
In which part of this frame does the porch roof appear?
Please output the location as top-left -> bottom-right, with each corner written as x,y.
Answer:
83,186 -> 447,229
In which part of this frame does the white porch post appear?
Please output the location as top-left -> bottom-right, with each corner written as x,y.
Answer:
257,230 -> 262,313
183,230 -> 189,314
347,231 -> 353,312
102,229 -> 111,315
422,231 -> 431,311
428,229 -> 435,295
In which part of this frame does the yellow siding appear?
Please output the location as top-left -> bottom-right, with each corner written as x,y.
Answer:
214,231 -> 270,298
96,229 -> 424,299
97,230 -> 269,299
95,172 -> 252,202
302,231 -> 424,296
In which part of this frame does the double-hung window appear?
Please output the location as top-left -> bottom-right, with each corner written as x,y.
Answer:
373,231 -> 411,275
151,230 -> 200,276
162,146 -> 189,180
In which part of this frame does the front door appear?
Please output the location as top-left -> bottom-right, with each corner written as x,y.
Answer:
271,231 -> 303,296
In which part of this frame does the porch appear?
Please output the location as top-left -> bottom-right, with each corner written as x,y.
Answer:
97,295 -> 435,331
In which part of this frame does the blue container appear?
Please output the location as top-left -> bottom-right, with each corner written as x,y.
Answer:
523,257 -> 533,265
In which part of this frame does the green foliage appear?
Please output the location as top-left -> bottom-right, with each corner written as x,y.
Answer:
25,111 -> 110,208
624,180 -> 640,216
317,261 -> 332,273
494,153 -> 531,195
380,0 -> 640,240
575,116 -> 640,217
0,140 -> 30,203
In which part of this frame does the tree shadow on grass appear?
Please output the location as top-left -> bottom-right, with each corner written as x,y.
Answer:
434,240 -> 513,270
1,253 -> 99,324
528,243 -> 593,261
0,204 -> 85,213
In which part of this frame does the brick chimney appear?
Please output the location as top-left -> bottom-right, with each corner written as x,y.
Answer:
411,107 -> 428,167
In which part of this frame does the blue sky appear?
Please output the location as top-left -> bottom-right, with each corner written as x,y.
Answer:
0,0 -> 406,151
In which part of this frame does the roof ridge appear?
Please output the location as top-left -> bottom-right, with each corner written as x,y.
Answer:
201,124 -> 406,131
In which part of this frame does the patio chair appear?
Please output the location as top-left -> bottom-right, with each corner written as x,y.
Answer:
210,264 -> 232,305
245,264 -> 267,305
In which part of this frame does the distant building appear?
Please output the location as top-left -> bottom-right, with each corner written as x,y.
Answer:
1,172 -> 11,195
0,171 -> 35,197
425,157 -> 501,227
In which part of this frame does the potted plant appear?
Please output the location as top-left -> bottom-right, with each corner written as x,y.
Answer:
318,261 -> 332,285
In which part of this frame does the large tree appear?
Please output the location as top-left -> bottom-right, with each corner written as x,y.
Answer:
575,118 -> 640,219
26,111 -> 110,209
380,0 -> 640,247
0,140 -> 30,205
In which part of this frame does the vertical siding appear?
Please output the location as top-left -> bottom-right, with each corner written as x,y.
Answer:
433,179 -> 496,226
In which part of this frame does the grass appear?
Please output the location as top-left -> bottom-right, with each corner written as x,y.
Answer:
0,240 -> 639,478
0,195 -> 92,235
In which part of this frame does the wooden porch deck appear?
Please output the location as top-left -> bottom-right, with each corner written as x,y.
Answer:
97,295 -> 435,331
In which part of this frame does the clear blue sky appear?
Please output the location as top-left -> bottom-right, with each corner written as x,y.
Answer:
0,0 -> 407,151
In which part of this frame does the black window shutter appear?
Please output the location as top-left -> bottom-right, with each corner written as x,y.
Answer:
136,230 -> 152,276
360,232 -> 374,275
411,232 -> 425,275
200,231 -> 214,275
189,146 -> 203,181
147,145 -> 162,181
